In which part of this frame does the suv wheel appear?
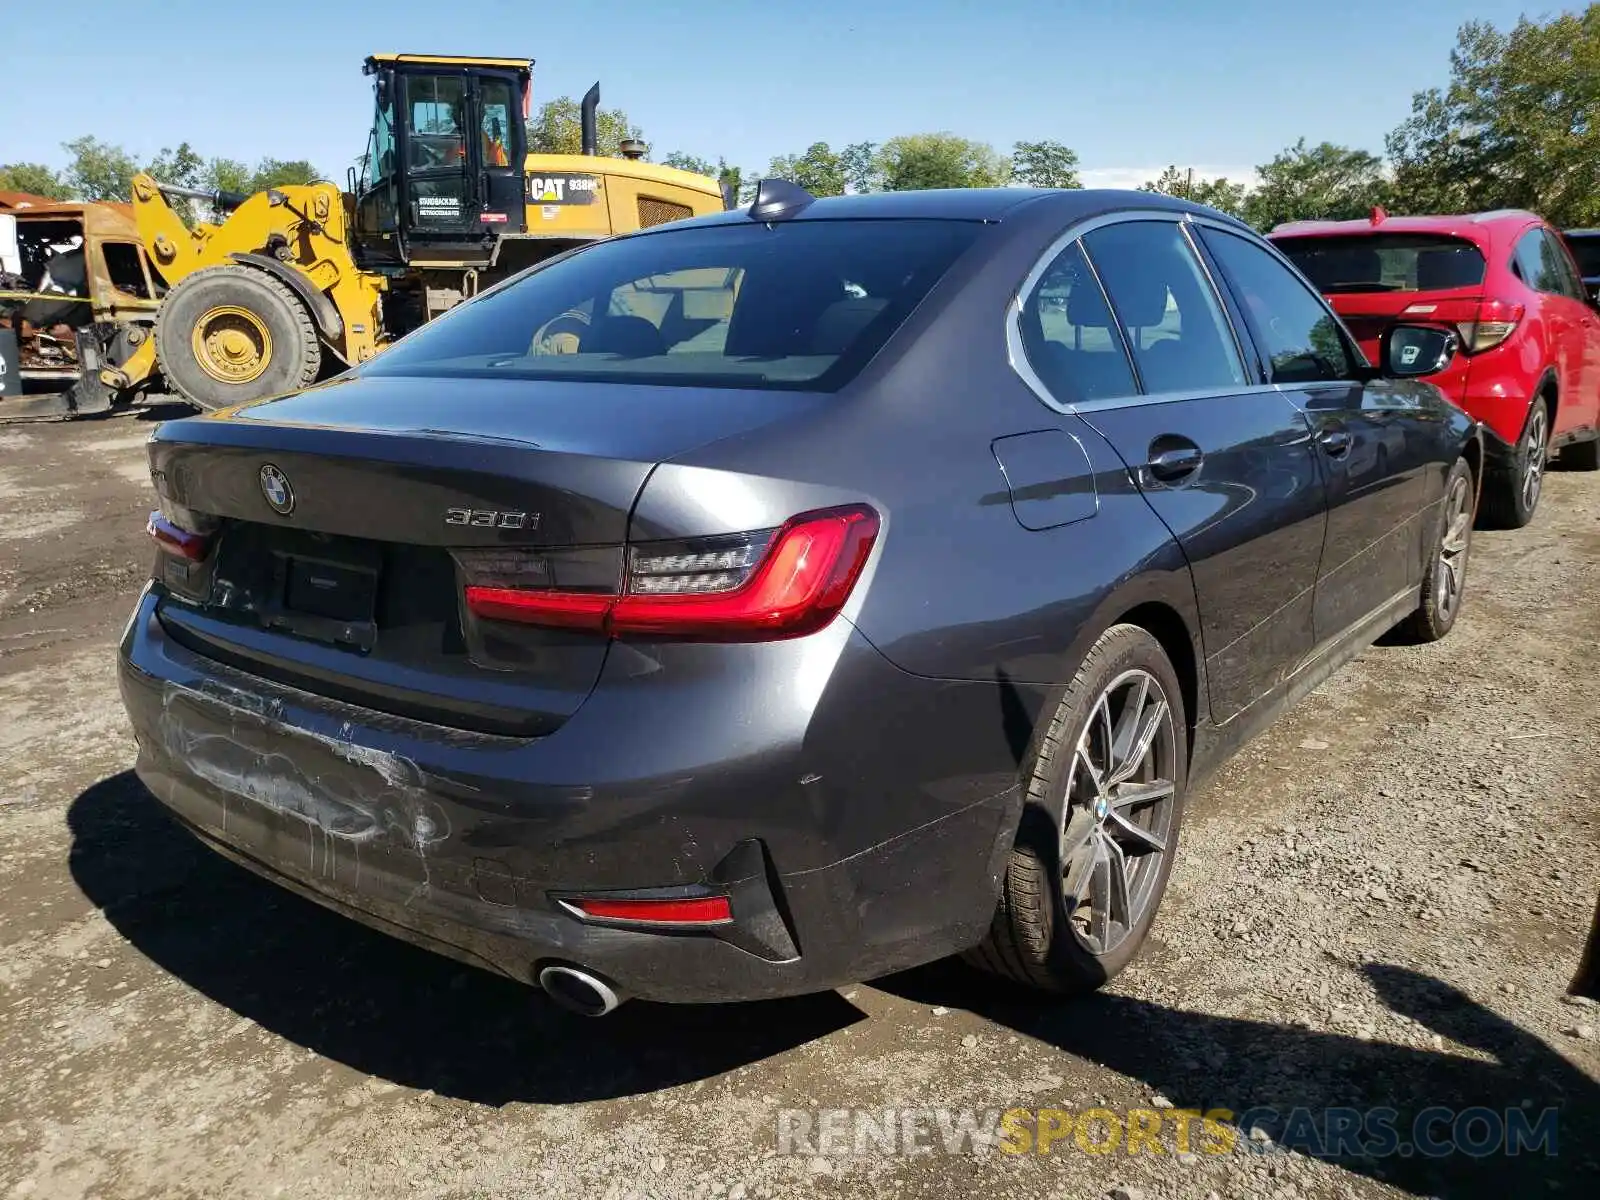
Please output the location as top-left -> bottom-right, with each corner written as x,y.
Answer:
1481,398 -> 1549,529
968,624 -> 1187,995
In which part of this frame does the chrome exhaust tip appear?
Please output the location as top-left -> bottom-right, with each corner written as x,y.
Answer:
537,963 -> 626,1017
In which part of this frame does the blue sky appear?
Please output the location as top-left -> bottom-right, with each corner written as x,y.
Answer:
8,0 -> 1565,189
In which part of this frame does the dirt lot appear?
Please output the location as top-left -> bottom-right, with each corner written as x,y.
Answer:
1,410 -> 1596,1200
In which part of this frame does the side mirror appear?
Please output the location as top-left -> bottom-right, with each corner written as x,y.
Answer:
1381,324 -> 1458,378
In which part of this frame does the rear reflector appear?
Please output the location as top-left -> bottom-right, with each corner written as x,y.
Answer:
146,510 -> 210,561
567,895 -> 733,925
462,503 -> 880,642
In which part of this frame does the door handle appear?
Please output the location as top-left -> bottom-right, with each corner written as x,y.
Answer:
1318,429 -> 1353,459
1146,444 -> 1204,483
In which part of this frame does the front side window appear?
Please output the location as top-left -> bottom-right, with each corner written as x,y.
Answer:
361,218 -> 984,391
1539,228 -> 1586,301
407,75 -> 467,171
366,92 -> 395,187
1202,228 -> 1357,384
1017,240 -> 1137,404
1082,220 -> 1247,394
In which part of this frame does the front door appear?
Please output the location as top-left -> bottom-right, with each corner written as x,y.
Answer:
399,70 -> 479,240
1062,217 -> 1328,724
1196,224 -> 1428,645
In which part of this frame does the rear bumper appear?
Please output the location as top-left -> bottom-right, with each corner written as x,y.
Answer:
116,585 -> 1025,1003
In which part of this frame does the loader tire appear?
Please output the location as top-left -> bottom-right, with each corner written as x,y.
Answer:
155,265 -> 321,410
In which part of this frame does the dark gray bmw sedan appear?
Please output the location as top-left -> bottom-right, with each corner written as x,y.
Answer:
118,183 -> 1481,1015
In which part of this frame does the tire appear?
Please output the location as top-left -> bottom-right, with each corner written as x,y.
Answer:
1562,432 -> 1600,471
967,624 -> 1188,995
1479,396 -> 1550,529
155,265 -> 321,410
1397,456 -> 1474,643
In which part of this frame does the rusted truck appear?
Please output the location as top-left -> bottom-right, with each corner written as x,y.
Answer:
0,193 -> 163,418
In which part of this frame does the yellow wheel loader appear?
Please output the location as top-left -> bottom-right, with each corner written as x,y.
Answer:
108,53 -> 728,411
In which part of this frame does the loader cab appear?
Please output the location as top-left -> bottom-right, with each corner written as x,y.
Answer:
353,54 -> 531,267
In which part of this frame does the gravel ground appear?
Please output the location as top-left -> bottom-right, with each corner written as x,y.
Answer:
0,411 -> 1596,1200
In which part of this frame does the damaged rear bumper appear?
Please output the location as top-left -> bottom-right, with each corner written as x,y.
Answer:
115,585 -> 1021,1004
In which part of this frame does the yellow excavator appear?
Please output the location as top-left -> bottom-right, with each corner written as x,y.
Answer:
86,54 -> 727,412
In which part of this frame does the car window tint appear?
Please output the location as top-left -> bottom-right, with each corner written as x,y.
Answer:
1514,230 -> 1559,292
1566,234 -> 1600,281
1081,221 -> 1246,394
1202,228 -> 1358,384
1274,233 -> 1486,293
360,219 -> 983,391
1017,240 -> 1138,404
1541,230 -> 1586,301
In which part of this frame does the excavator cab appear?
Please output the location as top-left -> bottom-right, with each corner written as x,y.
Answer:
353,54 -> 531,267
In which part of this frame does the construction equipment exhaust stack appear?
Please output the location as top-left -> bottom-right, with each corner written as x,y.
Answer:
580,83 -> 600,156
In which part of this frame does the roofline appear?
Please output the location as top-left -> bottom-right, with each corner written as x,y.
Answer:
365,53 -> 533,71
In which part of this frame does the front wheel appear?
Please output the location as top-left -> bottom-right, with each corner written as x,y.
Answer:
967,624 -> 1187,995
1480,398 -> 1549,529
154,265 -> 322,410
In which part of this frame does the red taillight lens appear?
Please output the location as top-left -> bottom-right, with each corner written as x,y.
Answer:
565,895 -> 733,925
460,504 -> 880,641
146,510 -> 210,561
1455,299 -> 1525,353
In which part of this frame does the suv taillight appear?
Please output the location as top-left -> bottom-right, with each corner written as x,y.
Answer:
462,504 -> 880,642
1456,299 -> 1525,353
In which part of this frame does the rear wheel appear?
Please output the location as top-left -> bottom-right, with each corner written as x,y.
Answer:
1397,456 -> 1474,643
967,624 -> 1187,995
155,265 -> 321,410
1480,397 -> 1549,529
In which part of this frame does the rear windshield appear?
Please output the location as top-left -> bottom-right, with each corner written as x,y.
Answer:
359,219 -> 984,391
1564,234 -> 1600,280
1274,233 -> 1487,294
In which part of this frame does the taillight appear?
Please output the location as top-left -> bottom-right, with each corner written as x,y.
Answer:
146,510 -> 211,561
1455,299 -> 1525,353
461,503 -> 880,642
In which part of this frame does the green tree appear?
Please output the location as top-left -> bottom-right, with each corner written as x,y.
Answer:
840,141 -> 882,193
1385,8 -> 1600,225
1011,140 -> 1081,189
528,97 -> 643,158
1138,165 -> 1251,218
661,151 -> 717,176
61,136 -> 139,202
0,162 -> 69,199
766,141 -> 848,196
249,158 -> 321,190
1240,139 -> 1386,229
874,134 -> 1010,191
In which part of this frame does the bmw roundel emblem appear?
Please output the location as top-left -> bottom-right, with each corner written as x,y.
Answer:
259,464 -> 294,515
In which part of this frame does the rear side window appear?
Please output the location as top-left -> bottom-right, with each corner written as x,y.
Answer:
1017,240 -> 1138,404
1274,234 -> 1487,294
1082,221 -> 1247,394
362,219 -> 983,391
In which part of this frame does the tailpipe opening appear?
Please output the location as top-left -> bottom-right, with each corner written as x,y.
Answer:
538,963 -> 626,1017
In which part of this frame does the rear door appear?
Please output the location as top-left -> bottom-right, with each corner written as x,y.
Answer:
1199,224 -> 1433,646
1059,215 -> 1327,723
1531,226 -> 1600,436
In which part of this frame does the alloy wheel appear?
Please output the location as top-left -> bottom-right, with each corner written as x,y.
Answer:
1522,404 -> 1548,513
1060,668 -> 1178,956
1434,471 -> 1473,623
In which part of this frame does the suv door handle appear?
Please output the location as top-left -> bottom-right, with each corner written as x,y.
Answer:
1318,429 -> 1353,459
1146,444 -> 1204,483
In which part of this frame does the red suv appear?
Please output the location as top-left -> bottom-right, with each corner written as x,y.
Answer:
1270,209 -> 1600,527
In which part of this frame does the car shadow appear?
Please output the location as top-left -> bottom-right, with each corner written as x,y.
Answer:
67,771 -> 865,1107
875,958 -> 1600,1196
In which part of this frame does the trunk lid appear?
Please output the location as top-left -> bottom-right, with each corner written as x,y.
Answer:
147,374 -> 824,736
